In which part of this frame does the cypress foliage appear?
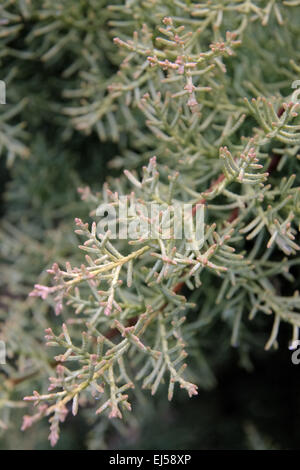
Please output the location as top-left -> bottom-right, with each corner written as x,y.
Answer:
1,1 -> 300,449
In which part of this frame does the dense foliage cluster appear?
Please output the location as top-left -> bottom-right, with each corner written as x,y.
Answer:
1,0 -> 300,449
